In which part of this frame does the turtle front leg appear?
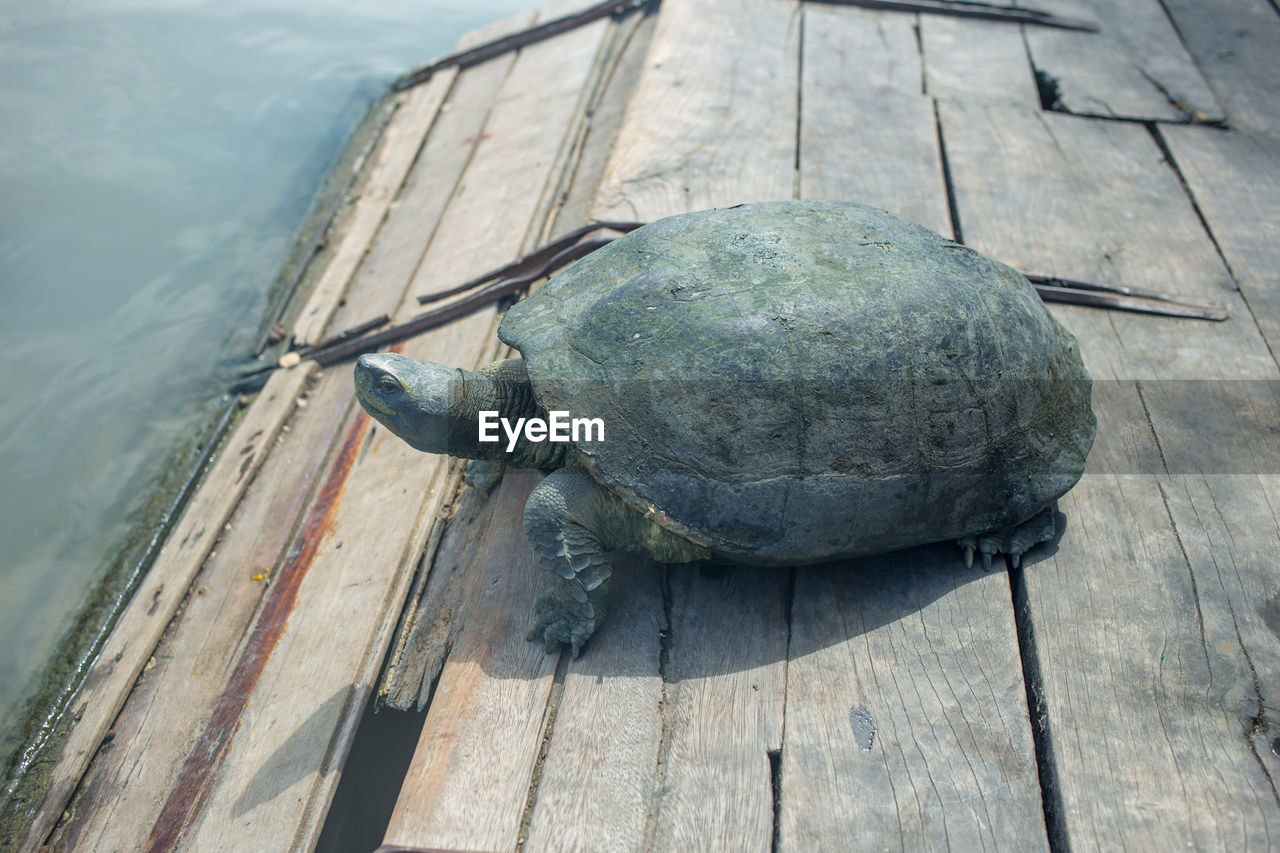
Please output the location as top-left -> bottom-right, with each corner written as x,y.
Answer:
957,505 -> 1057,570
523,467 -> 616,657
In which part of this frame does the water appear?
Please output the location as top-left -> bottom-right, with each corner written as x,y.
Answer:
0,0 -> 533,755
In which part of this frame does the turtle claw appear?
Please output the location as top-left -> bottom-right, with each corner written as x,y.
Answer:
527,590 -> 599,657
956,506 -> 1056,572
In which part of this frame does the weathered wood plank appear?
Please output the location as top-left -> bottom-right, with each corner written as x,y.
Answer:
375,6 -> 621,848
650,566 -> 789,852
174,323 -> 485,850
1159,471 -> 1280,782
387,10 -> 668,844
513,1 -> 801,849
1022,0 -> 1222,122
291,10 -> 538,345
16,362 -> 315,853
1026,474 -> 1280,848
375,467 -> 480,711
1160,0 -> 1280,134
591,0 -> 802,220
49,369 -> 352,853
378,7 -> 659,715
782,551 -> 1049,851
317,55 -> 518,337
521,12 -> 635,250
24,12 -> 546,851
920,15 -> 1039,109
522,558 -> 664,853
937,102 -> 1275,381
1161,126 -> 1280,357
289,76 -> 453,346
799,3 -> 952,235
182,3 -> 617,841
780,43 -> 1046,846
381,471 -> 560,853
941,100 -> 1280,844
550,7 -> 657,238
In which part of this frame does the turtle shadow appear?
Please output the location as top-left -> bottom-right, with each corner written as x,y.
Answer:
231,686 -> 352,821
507,540 -> 1023,681
444,469 -> 1062,681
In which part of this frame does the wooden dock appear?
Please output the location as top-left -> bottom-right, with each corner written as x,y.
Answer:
12,0 -> 1280,849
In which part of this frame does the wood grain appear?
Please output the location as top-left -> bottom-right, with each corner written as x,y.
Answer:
533,0 -> 803,848
1022,0 -> 1223,122
382,471 -> 561,852
591,0 -> 802,220
782,551 -> 1048,851
177,287 -> 492,849
780,38 -> 1046,846
289,74 -> 454,346
183,3 -> 616,844
47,368 -> 352,853
376,468 -> 484,712
648,566 -> 789,853
379,7 -> 659,715
1161,126 -> 1280,359
1160,0 -> 1280,134
937,101 -> 1275,381
550,8 -> 658,238
23,11 -> 551,852
1025,474 -> 1280,848
920,15 -> 1040,109
377,5 -> 620,848
290,9 -> 541,345
799,3 -> 952,235
521,558 -> 665,853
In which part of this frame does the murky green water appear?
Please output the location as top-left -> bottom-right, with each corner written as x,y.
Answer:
0,0 -> 531,755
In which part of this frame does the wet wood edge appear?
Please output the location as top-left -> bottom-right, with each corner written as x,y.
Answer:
174,4 -> 586,846
18,362 -> 317,853
22,11 -> 545,853
288,7 -> 543,347
47,372 -> 357,852
289,71 -> 458,347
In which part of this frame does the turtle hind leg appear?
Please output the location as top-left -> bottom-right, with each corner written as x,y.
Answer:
957,505 -> 1056,571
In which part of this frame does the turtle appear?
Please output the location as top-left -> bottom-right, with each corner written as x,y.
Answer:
354,200 -> 1095,656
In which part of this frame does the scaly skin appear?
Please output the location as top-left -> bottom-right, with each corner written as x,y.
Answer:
523,466 -> 708,656
354,353 -> 566,468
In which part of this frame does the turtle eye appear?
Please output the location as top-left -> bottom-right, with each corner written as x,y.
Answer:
377,375 -> 401,395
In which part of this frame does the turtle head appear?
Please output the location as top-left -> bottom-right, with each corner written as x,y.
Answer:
354,353 -> 468,455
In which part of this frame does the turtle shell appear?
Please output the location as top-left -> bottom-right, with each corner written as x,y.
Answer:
498,201 -> 1094,564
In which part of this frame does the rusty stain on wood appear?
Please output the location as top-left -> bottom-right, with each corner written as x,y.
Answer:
143,410 -> 370,852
